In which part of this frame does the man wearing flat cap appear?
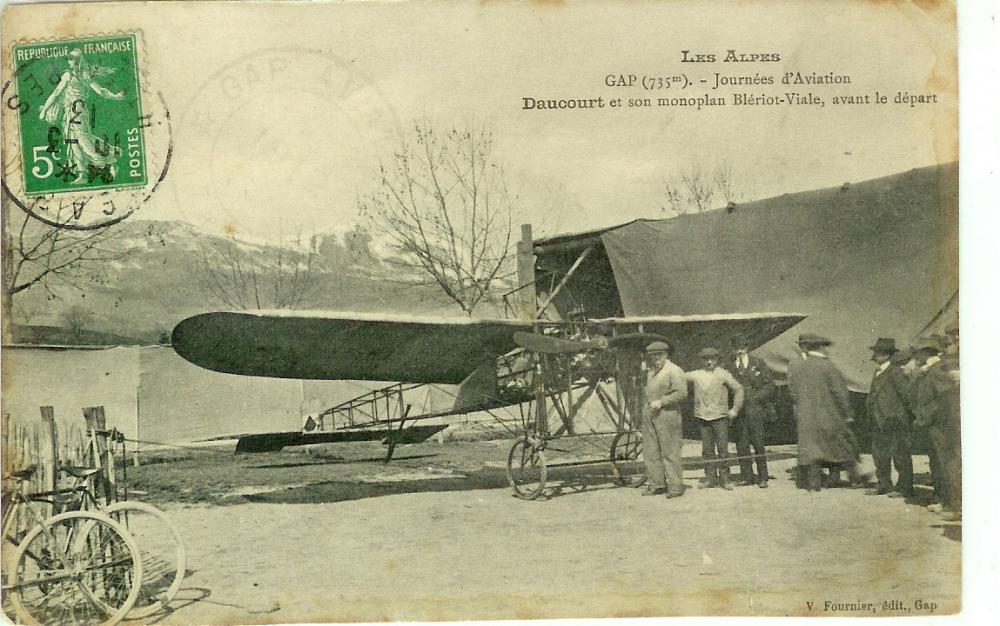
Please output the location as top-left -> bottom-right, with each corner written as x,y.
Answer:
685,347 -> 744,490
788,334 -> 868,490
866,338 -> 915,498
642,340 -> 688,497
912,338 -> 961,519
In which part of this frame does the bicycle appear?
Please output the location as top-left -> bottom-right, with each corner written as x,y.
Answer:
35,464 -> 186,620
1,465 -> 143,626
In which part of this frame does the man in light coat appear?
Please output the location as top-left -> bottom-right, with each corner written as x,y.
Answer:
642,340 -> 688,498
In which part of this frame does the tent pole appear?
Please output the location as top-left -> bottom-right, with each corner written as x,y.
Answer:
516,224 -> 536,320
535,246 -> 594,319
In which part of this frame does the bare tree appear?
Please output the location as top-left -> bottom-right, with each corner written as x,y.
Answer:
358,122 -> 515,315
660,179 -> 685,215
2,201 -> 132,326
713,162 -> 736,205
61,304 -> 90,338
196,231 -> 318,310
658,160 -> 751,215
680,164 -> 716,213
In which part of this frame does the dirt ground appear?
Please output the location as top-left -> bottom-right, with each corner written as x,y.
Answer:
125,438 -> 961,624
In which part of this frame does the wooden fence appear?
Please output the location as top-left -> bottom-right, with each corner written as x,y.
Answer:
2,406 -> 115,498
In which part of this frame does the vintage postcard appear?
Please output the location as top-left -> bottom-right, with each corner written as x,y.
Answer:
0,0 -> 971,624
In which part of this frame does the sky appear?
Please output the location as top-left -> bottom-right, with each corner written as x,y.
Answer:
2,0 -> 958,241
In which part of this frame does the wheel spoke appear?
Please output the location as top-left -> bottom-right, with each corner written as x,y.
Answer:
507,439 -> 547,500
611,431 -> 646,487
105,500 -> 186,618
8,511 -> 142,626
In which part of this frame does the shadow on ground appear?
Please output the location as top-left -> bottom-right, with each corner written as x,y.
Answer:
932,523 -> 962,543
247,453 -> 440,470
241,451 -> 799,505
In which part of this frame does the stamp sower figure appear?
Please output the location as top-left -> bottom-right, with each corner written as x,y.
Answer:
686,347 -> 743,491
911,338 -> 961,520
641,340 -> 688,498
865,338 -> 915,498
788,334 -> 868,491
726,339 -> 776,488
39,48 -> 124,183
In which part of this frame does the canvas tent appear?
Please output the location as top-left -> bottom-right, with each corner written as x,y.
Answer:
532,163 -> 959,391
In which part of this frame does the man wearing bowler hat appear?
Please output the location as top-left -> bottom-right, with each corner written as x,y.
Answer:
866,338 -> 915,497
686,347 -> 744,490
911,338 -> 961,520
726,338 -> 776,488
788,334 -> 868,491
641,340 -> 688,498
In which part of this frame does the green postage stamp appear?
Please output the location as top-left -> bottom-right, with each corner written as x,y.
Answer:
12,34 -> 147,195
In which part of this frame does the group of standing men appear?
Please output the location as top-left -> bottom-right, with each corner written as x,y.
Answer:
641,338 -> 774,498
863,331 -> 961,518
640,326 -> 961,521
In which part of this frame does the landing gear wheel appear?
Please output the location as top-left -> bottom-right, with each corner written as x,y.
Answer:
507,438 -> 547,500
610,430 -> 646,487
104,501 -> 186,619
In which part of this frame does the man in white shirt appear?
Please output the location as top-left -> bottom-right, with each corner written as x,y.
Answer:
686,347 -> 744,490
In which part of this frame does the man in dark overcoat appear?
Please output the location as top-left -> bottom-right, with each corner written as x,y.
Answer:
912,338 -> 961,520
788,334 -> 867,491
865,338 -> 915,497
726,339 -> 776,488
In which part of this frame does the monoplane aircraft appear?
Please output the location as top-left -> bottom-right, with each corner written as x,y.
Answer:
172,309 -> 804,498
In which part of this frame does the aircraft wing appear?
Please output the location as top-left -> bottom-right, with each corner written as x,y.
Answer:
596,313 -> 806,367
172,311 -> 532,384
172,310 -> 805,384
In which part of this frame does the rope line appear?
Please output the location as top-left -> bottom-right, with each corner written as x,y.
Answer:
120,437 -> 239,454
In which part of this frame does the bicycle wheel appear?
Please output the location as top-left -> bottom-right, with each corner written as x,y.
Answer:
5,510 -> 143,626
104,500 -> 186,618
506,438 -> 546,500
610,430 -> 646,487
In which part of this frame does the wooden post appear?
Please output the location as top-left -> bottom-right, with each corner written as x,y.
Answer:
39,406 -> 59,516
83,406 -> 114,504
534,356 -> 548,437
516,223 -> 536,321
1,411 -> 10,475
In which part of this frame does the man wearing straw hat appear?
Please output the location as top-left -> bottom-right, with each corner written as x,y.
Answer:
642,340 -> 688,498
788,334 -> 868,491
865,338 -> 915,498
